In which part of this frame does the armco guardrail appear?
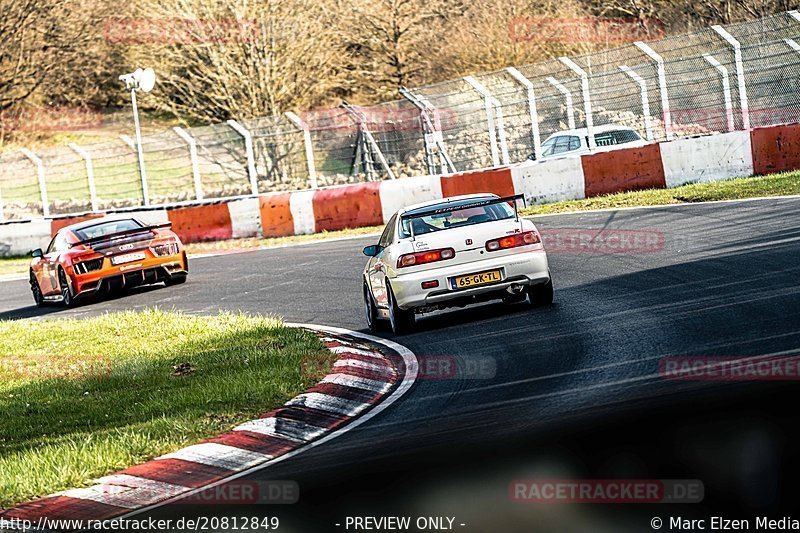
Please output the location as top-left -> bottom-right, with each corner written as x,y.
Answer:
2,122 -> 798,257
2,12 -> 800,222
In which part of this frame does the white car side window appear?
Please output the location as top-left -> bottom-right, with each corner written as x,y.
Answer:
551,136 -> 571,154
541,137 -> 557,156
379,214 -> 397,248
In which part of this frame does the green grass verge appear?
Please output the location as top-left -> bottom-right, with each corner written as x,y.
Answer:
0,309 -> 334,508
520,170 -> 800,216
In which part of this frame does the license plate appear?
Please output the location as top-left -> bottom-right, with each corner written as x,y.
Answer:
111,252 -> 145,265
452,269 -> 502,289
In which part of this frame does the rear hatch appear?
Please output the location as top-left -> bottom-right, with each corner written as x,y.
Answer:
410,218 -> 524,269
90,231 -> 155,255
398,195 -> 528,273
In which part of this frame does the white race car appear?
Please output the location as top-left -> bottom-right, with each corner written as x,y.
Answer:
362,193 -> 553,333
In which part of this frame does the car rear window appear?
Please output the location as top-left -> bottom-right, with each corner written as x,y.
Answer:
400,202 -> 514,237
73,219 -> 143,240
594,129 -> 642,147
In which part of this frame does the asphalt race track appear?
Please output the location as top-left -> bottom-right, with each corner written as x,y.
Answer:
2,197 -> 800,532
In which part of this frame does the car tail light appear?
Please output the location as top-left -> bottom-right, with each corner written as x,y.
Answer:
397,248 -> 455,268
485,231 -> 540,251
151,238 -> 179,257
73,257 -> 103,274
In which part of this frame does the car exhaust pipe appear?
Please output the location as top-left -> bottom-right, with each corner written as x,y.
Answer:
507,283 -> 525,294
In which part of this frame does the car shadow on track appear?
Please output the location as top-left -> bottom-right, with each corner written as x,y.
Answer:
412,300 -> 547,334
360,298 -> 548,340
0,284 -> 167,321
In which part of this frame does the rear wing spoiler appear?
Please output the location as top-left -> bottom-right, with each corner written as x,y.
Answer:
400,194 -> 526,239
71,222 -> 173,248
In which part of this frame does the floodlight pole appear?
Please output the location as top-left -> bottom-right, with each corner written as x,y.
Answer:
129,88 -> 150,206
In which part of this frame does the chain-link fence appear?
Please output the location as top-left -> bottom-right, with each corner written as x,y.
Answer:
2,11 -> 800,221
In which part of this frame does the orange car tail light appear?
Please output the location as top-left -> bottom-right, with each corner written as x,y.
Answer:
151,238 -> 179,257
485,231 -> 540,251
74,258 -> 104,274
397,248 -> 455,268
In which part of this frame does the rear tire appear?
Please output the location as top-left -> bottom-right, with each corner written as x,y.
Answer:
364,284 -> 379,333
387,283 -> 414,335
58,267 -> 74,307
528,274 -> 554,308
30,270 -> 44,307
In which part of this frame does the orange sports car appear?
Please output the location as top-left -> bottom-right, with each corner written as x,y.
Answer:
29,217 -> 188,307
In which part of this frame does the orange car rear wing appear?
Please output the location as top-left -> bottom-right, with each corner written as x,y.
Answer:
71,222 -> 173,248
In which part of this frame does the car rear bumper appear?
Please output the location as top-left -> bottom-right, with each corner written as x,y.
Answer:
389,250 -> 550,310
71,254 -> 187,298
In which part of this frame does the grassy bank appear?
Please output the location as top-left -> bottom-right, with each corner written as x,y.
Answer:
0,309 -> 334,508
520,170 -> 800,216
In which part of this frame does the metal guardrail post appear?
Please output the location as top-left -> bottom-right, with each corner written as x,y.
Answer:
546,77 -> 576,130
619,65 -> 655,141
703,54 -> 735,132
19,149 -> 49,217
400,88 -> 456,174
711,25 -> 750,130
464,76 -> 509,166
401,88 -> 437,174
342,102 -> 397,179
284,112 -> 319,188
506,67 -> 542,159
634,41 -> 674,140
419,95 -> 457,174
173,127 -> 203,200
120,135 -> 150,205
341,102 -> 397,180
68,143 -> 99,212
120,135 -> 136,150
0,182 -> 4,222
559,58 -> 595,150
227,119 -> 259,196
785,38 -> 800,52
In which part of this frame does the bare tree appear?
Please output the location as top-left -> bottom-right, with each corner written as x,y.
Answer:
128,0 -> 352,123
343,0 -> 464,101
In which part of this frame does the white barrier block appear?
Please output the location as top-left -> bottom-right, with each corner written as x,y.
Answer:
511,157 -> 586,204
228,197 -> 261,238
126,210 -> 170,226
0,219 -> 52,257
290,190 -> 316,235
660,131 -> 753,188
378,175 -> 443,222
